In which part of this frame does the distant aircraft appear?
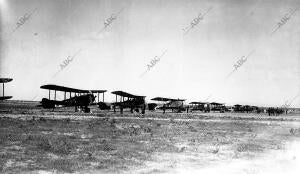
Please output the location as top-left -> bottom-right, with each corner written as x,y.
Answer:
189,102 -> 210,112
40,84 -> 107,113
111,91 -> 146,114
233,104 -> 243,112
0,78 -> 13,100
151,97 -> 186,114
209,102 -> 226,113
233,104 -> 261,113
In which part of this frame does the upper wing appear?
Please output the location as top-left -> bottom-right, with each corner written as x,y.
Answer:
40,84 -> 107,93
151,97 -> 173,101
189,102 -> 207,104
151,97 -> 185,102
210,102 -> 224,105
170,98 -> 186,101
111,91 -> 145,98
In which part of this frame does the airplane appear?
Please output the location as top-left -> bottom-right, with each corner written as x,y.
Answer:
189,102 -> 210,112
151,97 -> 186,114
233,104 -> 260,113
209,102 -> 226,113
40,84 -> 107,113
111,91 -> 146,114
0,78 -> 13,100
233,104 -> 243,112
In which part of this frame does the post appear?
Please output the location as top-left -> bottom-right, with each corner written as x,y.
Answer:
102,93 -> 104,102
54,90 -> 56,100
115,94 -> 117,102
2,83 -> 4,97
69,92 -> 71,98
64,92 -> 66,100
48,90 -> 50,100
97,93 -> 99,103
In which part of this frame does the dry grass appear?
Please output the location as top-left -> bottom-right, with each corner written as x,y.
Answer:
0,104 -> 300,173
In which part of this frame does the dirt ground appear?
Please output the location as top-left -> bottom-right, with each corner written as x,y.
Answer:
1,101 -> 300,174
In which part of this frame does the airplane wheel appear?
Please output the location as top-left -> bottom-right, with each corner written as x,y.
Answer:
85,108 -> 90,113
130,106 -> 134,113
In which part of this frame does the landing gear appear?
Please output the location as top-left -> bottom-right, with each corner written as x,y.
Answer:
130,106 -> 134,113
120,106 -> 123,114
142,104 -> 145,114
84,105 -> 90,113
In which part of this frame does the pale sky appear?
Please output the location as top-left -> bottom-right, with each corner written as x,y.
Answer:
0,0 -> 300,107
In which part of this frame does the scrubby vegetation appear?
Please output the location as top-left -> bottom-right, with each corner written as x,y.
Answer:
0,115 -> 299,173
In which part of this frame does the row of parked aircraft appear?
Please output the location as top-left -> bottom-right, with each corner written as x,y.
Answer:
37,84 -> 259,114
0,78 -> 289,114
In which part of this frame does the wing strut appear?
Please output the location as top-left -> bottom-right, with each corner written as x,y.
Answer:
2,83 -> 4,97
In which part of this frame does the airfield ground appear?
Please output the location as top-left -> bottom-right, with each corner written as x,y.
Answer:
1,100 -> 300,174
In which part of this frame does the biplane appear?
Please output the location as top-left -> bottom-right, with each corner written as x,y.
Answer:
0,78 -> 13,100
189,102 -> 210,112
209,102 -> 226,113
233,104 -> 260,113
151,97 -> 186,114
111,91 -> 146,114
233,104 -> 243,112
40,84 -> 107,113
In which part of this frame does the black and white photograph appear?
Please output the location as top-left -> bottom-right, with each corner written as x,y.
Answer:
0,0 -> 300,173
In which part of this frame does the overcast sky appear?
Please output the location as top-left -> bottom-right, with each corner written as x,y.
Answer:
0,0 -> 300,107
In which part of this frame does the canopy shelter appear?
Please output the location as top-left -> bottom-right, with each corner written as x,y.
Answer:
0,78 -> 13,100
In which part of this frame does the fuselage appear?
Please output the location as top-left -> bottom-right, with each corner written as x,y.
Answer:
41,94 -> 95,109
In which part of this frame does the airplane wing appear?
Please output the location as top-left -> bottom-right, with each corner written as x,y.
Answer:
40,84 -> 107,93
151,97 -> 186,102
151,97 -> 173,101
170,98 -> 186,101
0,78 -> 13,83
210,102 -> 224,105
111,91 -> 145,98
0,96 -> 12,100
189,102 -> 207,104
